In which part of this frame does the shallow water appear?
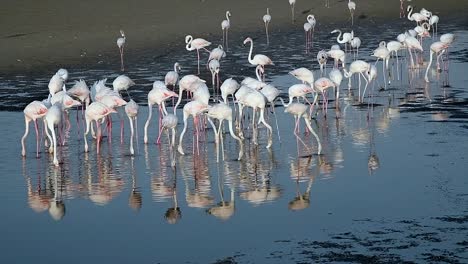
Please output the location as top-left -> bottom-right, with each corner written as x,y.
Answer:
1,17 -> 468,263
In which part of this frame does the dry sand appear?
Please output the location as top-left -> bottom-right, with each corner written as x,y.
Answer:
0,0 -> 466,75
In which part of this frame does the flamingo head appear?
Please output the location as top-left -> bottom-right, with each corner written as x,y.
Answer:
120,30 -> 125,37
243,37 -> 252,45
227,11 -> 231,16
330,29 -> 339,34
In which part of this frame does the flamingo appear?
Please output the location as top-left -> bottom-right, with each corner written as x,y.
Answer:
313,77 -> 335,117
284,84 -> 315,117
237,89 -> 273,148
241,65 -> 266,90
348,0 -> 356,26
205,103 -> 244,162
165,62 -> 181,96
67,79 -> 90,112
220,78 -> 240,104
117,30 -> 126,71
208,45 -> 226,64
21,101 -> 48,158
144,81 -> 178,144
279,101 -> 322,154
44,103 -> 63,166
304,21 -> 312,54
329,68 -> 343,100
125,99 -> 139,155
113,75 -> 135,97
343,60 -> 370,100
221,11 -> 231,51
402,34 -> 423,68
407,6 -> 428,25
157,114 -> 178,167
209,59 -> 221,95
243,37 -> 274,79
362,65 -> 378,102
177,101 -> 209,156
429,14 -> 439,37
440,33 -> 455,69
289,0 -> 296,23
424,41 -> 449,82
260,83 -> 281,142
350,36 -> 361,58
372,41 -> 390,87
56,69 -> 68,91
387,40 -> 403,80
331,29 -> 353,52
174,75 -> 206,110
263,8 -> 271,45
289,67 -> 314,86
185,35 -> 212,75
327,47 -> 346,68
317,50 -> 328,76
48,72 -> 65,98
50,91 -> 81,138
84,102 -> 117,154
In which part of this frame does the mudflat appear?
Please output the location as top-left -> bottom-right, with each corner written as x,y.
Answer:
0,0 -> 465,74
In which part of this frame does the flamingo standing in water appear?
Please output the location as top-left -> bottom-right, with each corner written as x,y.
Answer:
165,62 -> 181,103
209,59 -> 221,96
279,101 -> 322,154
21,101 -> 48,158
329,68 -> 343,100
157,114 -> 178,167
186,35 -> 212,75
84,102 -> 117,154
350,36 -> 361,58
144,81 -> 178,144
243,37 -> 274,79
44,103 -> 63,166
317,50 -> 328,76
331,29 -> 353,52
348,0 -> 356,26
372,41 -> 390,87
304,21 -> 312,54
424,41 -> 449,82
206,103 -> 244,162
221,11 -> 231,51
117,30 -> 126,71
177,100 -> 209,156
289,0 -> 296,23
125,99 -> 139,155
263,8 -> 272,45
313,77 -> 336,117
237,89 -> 273,148
220,78 -> 240,104
343,60 -> 370,100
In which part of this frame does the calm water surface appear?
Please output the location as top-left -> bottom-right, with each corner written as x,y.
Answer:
1,18 -> 468,263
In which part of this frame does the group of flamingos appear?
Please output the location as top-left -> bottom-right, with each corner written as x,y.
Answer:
21,1 -> 455,168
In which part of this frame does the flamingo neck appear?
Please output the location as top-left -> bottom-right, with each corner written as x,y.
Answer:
407,7 -> 413,20
247,40 -> 254,64
226,12 -> 230,22
336,30 -> 343,43
185,37 -> 193,51
255,67 -> 262,81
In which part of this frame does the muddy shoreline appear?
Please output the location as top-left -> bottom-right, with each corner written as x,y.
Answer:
1,0 -> 467,76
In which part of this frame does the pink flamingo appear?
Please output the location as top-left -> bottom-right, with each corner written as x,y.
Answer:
84,102 -> 117,154
117,30 -> 126,71
186,35 -> 211,75
221,11 -> 231,51
144,81 -> 178,144
21,101 -> 48,157
206,103 -> 244,162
